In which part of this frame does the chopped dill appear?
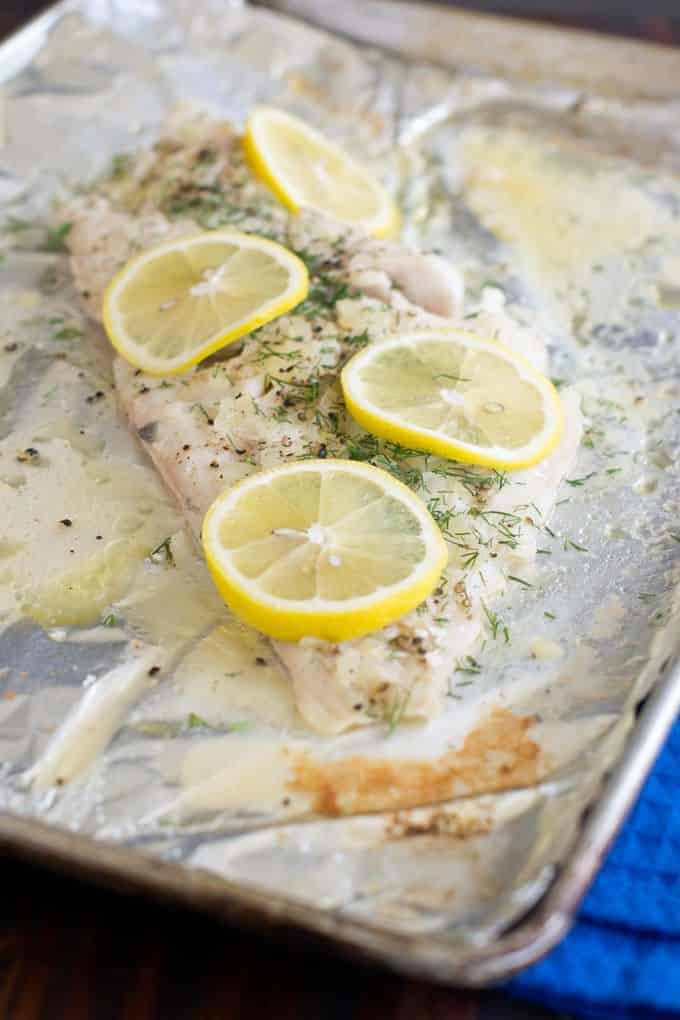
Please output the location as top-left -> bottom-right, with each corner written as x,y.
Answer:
344,434 -> 424,490
434,373 -> 470,383
229,720 -> 253,733
267,374 -> 320,404
163,188 -> 248,229
469,507 -> 521,548
54,325 -> 83,342
563,537 -> 588,552
149,536 -> 175,566
582,426 -> 604,448
461,547 -> 480,570
386,688 -> 413,736
507,574 -> 533,588
43,222 -> 73,253
111,153 -> 133,178
455,655 -> 482,675
426,496 -> 457,537
187,712 -> 207,729
566,472 -> 597,487
481,600 -> 510,643
345,328 -> 370,347
191,402 -> 214,424
253,343 -> 301,364
432,462 -> 507,498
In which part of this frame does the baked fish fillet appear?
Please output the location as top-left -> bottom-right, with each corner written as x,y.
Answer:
66,112 -> 582,735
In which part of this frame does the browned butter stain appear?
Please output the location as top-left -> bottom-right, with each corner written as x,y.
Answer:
385,808 -> 493,842
287,707 -> 543,816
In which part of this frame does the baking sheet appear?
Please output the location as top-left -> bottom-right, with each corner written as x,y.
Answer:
0,0 -> 679,983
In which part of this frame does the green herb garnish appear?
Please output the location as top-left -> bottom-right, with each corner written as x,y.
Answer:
150,536 -> 175,566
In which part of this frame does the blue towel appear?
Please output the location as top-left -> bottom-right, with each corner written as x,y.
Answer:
505,717 -> 680,1018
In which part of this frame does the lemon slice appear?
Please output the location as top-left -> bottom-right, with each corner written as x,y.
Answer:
102,230 -> 308,375
341,330 -> 563,470
202,459 -> 447,642
244,107 -> 399,239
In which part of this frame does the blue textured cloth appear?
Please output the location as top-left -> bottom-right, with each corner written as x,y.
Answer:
505,718 -> 680,1018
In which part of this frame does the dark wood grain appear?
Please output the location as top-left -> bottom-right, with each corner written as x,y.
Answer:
0,4 -> 677,1019
0,856 -> 488,1020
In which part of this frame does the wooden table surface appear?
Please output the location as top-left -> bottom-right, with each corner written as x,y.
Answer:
1,4 -> 677,1019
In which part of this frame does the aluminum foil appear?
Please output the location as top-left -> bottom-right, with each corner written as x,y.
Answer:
0,0 -> 679,979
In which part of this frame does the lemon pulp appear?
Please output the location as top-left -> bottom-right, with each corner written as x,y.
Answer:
202,459 -> 447,642
341,330 -> 563,470
102,230 -> 308,375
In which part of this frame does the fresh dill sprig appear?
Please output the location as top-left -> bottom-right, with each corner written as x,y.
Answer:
386,688 -> 413,736
455,655 -> 482,675
43,222 -> 73,253
507,574 -> 532,588
190,402 -> 214,424
266,374 -> 320,404
563,537 -> 588,552
345,328 -> 371,347
566,472 -> 597,487
481,600 -> 510,643
149,536 -> 175,566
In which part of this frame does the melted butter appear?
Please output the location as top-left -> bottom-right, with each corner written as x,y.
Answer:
460,129 -> 679,330
116,530 -> 223,649
170,620 -> 301,730
0,436 -> 180,627
529,637 -> 563,661
0,350 -> 181,627
589,595 -> 627,641
176,738 -> 293,815
28,643 -> 169,791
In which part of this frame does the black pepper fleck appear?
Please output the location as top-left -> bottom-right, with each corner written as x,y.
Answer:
148,666 -> 161,676
59,518 -> 73,527
16,447 -> 39,463
255,657 -> 267,666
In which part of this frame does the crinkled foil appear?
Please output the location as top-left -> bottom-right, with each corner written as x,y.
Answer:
0,0 -> 679,982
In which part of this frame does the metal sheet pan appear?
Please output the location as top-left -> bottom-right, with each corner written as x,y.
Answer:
0,0 -> 679,985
